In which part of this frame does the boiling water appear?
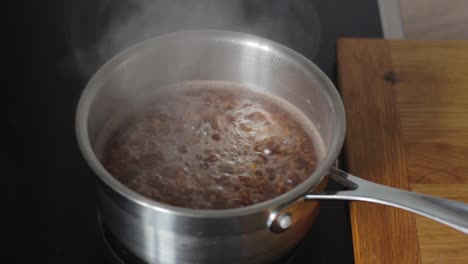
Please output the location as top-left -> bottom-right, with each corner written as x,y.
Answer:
100,81 -> 325,209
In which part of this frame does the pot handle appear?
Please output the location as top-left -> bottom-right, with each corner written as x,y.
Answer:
267,167 -> 468,234
303,167 -> 468,234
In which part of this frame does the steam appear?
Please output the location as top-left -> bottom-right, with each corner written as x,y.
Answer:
66,0 -> 320,78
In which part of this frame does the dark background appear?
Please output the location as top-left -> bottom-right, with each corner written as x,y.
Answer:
7,1 -> 382,263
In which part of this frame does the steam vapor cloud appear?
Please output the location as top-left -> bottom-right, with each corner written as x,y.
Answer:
65,0 -> 320,78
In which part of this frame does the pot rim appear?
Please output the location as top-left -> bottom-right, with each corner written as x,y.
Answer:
75,30 -> 346,218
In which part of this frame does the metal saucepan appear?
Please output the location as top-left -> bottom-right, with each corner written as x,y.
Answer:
76,30 -> 468,264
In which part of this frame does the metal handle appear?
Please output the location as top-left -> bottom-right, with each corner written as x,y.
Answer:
304,167 -> 468,234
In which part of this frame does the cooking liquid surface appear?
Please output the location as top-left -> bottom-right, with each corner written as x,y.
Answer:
101,82 -> 323,209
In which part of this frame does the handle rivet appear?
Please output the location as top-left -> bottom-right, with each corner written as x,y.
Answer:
278,214 -> 292,229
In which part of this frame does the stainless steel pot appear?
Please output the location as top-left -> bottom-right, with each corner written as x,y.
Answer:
76,30 -> 468,264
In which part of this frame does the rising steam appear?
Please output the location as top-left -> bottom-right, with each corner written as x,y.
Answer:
65,0 -> 320,78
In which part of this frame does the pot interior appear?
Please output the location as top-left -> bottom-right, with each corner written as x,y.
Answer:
78,30 -> 345,212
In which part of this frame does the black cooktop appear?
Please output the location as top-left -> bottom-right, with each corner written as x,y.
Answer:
7,1 -> 382,263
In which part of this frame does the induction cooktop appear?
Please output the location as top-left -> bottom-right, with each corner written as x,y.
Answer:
8,0 -> 382,263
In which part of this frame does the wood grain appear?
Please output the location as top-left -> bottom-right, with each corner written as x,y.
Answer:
337,38 -> 421,264
338,39 -> 468,264
390,41 -> 468,148
406,143 -> 468,184
411,184 -> 468,264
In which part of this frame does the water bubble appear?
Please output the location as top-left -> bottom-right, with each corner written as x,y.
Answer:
100,81 -> 323,210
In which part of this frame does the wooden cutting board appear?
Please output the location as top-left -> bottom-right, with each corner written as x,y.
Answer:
337,39 -> 468,264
